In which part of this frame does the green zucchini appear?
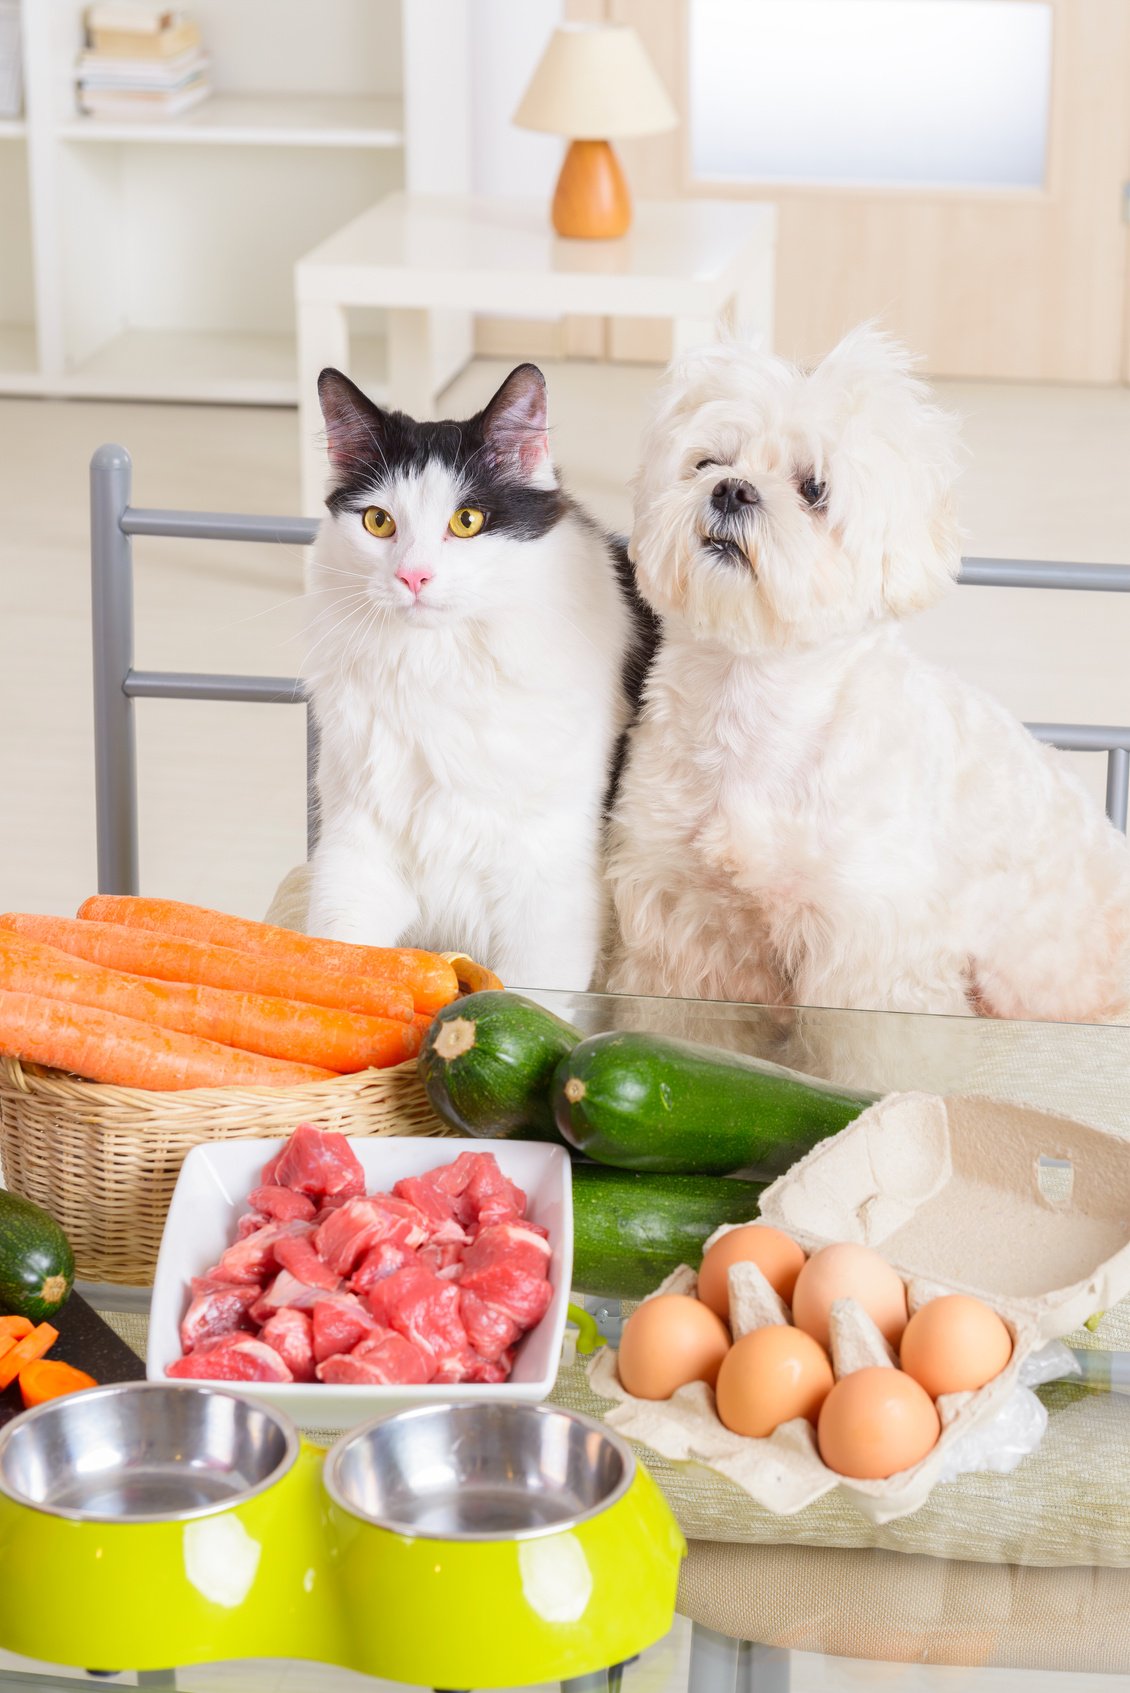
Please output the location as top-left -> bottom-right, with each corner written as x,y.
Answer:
418,990 -> 580,1142
553,1032 -> 876,1176
571,1164 -> 765,1299
0,1189 -> 75,1323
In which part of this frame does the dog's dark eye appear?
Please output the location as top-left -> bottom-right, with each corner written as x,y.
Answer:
800,477 -> 827,508
695,458 -> 718,472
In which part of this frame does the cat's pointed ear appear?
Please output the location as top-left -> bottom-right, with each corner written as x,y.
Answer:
318,368 -> 387,479
480,364 -> 555,487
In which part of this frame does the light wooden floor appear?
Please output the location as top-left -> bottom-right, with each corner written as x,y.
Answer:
0,362 -> 1128,1691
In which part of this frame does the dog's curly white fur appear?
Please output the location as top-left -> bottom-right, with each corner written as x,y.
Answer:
607,327 -> 1130,1021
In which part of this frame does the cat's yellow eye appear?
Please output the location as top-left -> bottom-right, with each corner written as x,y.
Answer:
449,507 -> 485,538
362,506 -> 396,538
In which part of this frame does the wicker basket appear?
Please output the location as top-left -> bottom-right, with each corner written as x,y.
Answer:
0,954 -> 504,1284
0,1058 -> 451,1284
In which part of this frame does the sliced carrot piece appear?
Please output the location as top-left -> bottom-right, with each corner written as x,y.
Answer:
0,1335 -> 15,1367
0,1315 -> 34,1343
0,1322 -> 58,1392
19,1359 -> 97,1408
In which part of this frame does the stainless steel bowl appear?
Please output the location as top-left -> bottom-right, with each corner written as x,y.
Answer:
324,1402 -> 634,1542
0,1382 -> 298,1523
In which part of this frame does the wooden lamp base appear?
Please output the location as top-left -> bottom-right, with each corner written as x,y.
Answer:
551,139 -> 631,239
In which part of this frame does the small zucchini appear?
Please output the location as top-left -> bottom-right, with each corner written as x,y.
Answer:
553,1031 -> 876,1176
0,1189 -> 75,1323
418,989 -> 580,1142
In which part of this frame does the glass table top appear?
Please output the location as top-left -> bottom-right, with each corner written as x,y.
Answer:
8,990 -> 1130,1685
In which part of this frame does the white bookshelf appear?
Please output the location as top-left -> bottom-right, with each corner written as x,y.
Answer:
56,92 -> 405,148
1,0 -> 471,406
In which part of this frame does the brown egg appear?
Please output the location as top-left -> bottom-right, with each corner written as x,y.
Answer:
817,1366 -> 941,1479
792,1243 -> 908,1350
900,1294 -> 1013,1398
698,1224 -> 807,1319
715,1324 -> 834,1438
617,1294 -> 730,1401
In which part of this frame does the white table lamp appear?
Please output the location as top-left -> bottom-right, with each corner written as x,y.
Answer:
513,23 -> 678,239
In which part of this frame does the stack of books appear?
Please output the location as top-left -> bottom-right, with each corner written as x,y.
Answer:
77,3 -> 210,121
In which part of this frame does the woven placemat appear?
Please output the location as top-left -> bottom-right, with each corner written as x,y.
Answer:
103,1303 -> 1130,1568
549,1361 -> 1130,1568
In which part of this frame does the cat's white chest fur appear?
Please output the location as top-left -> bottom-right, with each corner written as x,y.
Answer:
304,363 -> 646,990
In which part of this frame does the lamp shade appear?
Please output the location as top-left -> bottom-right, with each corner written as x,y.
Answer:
513,24 -> 678,139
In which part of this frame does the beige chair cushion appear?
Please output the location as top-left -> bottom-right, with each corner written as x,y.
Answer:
678,1538 -> 1130,1673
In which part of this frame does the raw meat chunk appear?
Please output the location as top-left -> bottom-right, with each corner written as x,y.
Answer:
434,1151 -> 527,1229
417,1241 -> 463,1280
248,1184 -> 317,1223
167,1335 -> 293,1383
212,1219 -> 312,1286
462,1222 -> 551,1280
318,1343 -> 428,1386
312,1197 -> 350,1223
464,1348 -> 516,1384
459,1287 -> 522,1362
274,1123 -> 365,1202
460,1223 -> 553,1333
460,1259 -> 554,1330
312,1292 -> 379,1363
179,1282 -> 259,1353
390,1174 -> 466,1244
316,1195 -> 427,1276
273,1232 -> 340,1291
260,1151 -> 282,1186
366,1263 -> 476,1379
349,1239 -> 417,1295
237,1212 -> 268,1239
258,1308 -> 316,1382
350,1329 -> 434,1384
250,1269 -> 335,1323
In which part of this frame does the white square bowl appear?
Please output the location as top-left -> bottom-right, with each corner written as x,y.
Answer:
148,1136 -> 573,1431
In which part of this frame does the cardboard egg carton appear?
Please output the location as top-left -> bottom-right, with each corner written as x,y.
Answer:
589,1092 -> 1130,1522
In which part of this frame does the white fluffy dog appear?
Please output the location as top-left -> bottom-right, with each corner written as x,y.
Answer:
607,327 -> 1130,1022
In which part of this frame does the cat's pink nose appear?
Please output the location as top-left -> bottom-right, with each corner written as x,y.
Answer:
396,565 -> 433,598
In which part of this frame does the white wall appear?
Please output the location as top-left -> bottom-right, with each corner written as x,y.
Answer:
468,0 -> 564,199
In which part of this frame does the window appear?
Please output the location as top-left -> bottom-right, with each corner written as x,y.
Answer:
689,0 -> 1053,190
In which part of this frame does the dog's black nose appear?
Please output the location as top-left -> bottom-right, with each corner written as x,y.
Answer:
711,478 -> 759,514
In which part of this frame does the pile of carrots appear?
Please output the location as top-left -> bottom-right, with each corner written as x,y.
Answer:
0,896 -> 465,1091
0,1316 -> 94,1408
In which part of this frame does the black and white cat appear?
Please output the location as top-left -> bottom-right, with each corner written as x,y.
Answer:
305,363 -> 658,990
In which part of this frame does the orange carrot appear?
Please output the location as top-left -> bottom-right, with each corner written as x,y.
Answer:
0,1316 -> 34,1343
78,896 -> 460,1014
0,1336 -> 14,1367
0,1322 -> 58,1391
0,915 -> 414,1025
0,931 -> 417,1073
0,989 -> 338,1092
19,1359 -> 98,1408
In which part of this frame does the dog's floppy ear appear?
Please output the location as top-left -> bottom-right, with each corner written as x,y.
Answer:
812,326 -> 963,618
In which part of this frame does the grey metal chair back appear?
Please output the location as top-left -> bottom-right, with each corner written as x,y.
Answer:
90,443 -> 1130,897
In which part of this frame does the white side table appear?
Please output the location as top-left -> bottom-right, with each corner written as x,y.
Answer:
293,193 -> 776,512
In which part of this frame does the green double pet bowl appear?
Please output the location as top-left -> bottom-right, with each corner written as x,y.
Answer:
0,1383 -> 684,1687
